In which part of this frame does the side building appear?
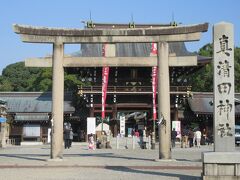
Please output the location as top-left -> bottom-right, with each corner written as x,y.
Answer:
0,92 -> 75,145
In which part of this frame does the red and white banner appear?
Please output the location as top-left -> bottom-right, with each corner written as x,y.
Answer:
152,66 -> 158,120
151,42 -> 157,55
151,43 -> 158,120
102,44 -> 109,118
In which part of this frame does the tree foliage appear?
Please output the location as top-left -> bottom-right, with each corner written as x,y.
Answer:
0,62 -> 44,91
234,47 -> 240,92
188,43 -> 213,92
0,62 -> 86,92
189,44 -> 240,93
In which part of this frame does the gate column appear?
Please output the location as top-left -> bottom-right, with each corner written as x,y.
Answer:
157,42 -> 171,159
51,39 -> 64,159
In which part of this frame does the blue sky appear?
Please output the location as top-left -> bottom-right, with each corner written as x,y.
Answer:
0,0 -> 239,74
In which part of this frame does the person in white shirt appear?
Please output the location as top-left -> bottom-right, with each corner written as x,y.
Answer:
195,129 -> 202,148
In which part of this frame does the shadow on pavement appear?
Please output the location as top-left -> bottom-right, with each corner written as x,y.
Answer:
105,166 -> 201,180
74,153 -> 155,162
0,152 -> 201,163
175,158 -> 201,162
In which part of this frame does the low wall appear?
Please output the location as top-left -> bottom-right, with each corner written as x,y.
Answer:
202,152 -> 240,179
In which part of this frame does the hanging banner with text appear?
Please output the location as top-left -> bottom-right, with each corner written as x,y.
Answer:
150,43 -> 158,120
102,44 -> 109,118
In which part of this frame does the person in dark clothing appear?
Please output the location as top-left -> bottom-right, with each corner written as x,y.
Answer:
188,129 -> 194,147
63,122 -> 72,149
171,128 -> 178,148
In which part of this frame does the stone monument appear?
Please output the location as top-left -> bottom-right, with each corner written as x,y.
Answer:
202,22 -> 240,179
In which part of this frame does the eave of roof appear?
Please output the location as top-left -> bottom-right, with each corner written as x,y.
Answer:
188,92 -> 240,114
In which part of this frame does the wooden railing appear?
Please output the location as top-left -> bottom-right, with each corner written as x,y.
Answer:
78,85 -> 192,94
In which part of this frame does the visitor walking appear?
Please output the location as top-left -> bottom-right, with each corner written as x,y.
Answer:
195,129 -> 202,148
181,127 -> 189,148
64,122 -> 72,149
188,128 -> 194,147
171,128 -> 178,148
88,133 -> 95,150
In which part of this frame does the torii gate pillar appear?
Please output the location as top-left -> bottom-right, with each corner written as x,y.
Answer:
51,39 -> 64,159
157,42 -> 171,159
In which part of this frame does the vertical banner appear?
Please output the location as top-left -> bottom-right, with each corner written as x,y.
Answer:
120,115 -> 126,137
213,22 -> 234,152
152,67 -> 158,120
151,43 -> 158,120
102,44 -> 109,118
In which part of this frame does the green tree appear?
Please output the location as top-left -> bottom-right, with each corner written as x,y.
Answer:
190,43 -> 213,92
190,44 -> 240,93
29,68 -> 52,91
0,62 -> 88,92
0,77 -> 13,91
235,47 -> 240,92
1,62 -> 43,91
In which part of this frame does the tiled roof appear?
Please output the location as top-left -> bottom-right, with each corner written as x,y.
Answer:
79,42 -> 211,63
0,92 -> 75,113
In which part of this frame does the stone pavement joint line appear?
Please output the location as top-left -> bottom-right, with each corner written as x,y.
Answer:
0,165 -> 202,170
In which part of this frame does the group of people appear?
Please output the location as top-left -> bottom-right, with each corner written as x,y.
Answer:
181,128 -> 202,148
63,124 -> 113,150
171,127 -> 208,148
88,131 -> 112,150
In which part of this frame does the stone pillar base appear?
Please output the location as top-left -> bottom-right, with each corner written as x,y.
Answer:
202,152 -> 240,180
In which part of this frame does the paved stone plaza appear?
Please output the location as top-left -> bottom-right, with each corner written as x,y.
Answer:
0,144 -> 238,180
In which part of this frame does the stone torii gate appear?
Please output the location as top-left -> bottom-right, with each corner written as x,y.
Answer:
14,23 -> 208,160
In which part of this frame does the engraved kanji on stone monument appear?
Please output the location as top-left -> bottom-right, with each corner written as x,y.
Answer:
217,35 -> 232,56
217,123 -> 233,137
214,22 -> 234,152
216,99 -> 232,120
217,82 -> 231,94
217,60 -> 231,77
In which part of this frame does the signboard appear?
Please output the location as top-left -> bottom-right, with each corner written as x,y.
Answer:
0,117 -> 6,123
47,128 -> 51,143
128,128 -> 133,137
87,117 -> 96,135
172,121 -> 181,138
120,116 -> 125,136
138,124 -> 144,130
23,124 -> 40,137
